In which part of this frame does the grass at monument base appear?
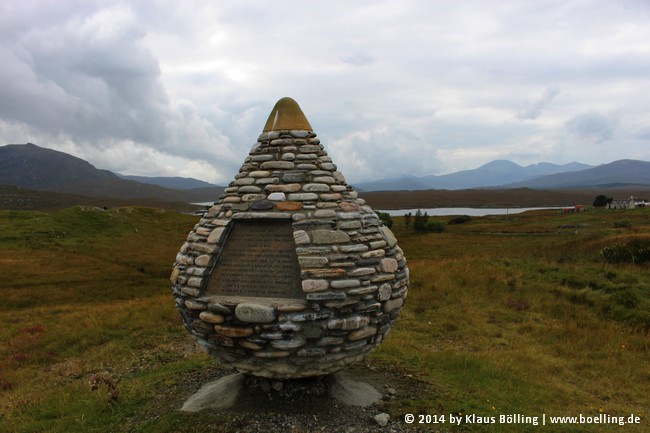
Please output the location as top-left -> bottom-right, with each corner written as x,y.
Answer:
0,205 -> 648,432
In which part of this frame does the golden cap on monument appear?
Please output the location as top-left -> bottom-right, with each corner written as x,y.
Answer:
263,97 -> 313,132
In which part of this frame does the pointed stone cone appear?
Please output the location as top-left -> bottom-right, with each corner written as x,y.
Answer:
172,98 -> 408,378
263,97 -> 313,132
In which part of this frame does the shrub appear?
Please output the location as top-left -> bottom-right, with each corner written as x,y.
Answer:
600,238 -> 650,264
413,209 -> 428,231
593,194 -> 612,207
448,215 -> 471,225
377,211 -> 393,228
426,221 -> 446,233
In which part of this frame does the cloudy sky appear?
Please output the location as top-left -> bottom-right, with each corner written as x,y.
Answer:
2,0 -> 649,184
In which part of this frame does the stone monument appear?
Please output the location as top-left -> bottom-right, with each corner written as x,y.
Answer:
171,97 -> 409,380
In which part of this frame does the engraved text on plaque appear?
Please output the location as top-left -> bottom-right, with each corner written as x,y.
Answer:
205,220 -> 302,298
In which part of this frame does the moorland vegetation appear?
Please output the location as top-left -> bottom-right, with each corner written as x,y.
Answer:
1,205 -> 648,432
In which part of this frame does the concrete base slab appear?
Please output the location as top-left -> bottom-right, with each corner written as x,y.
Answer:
328,372 -> 382,407
181,373 -> 244,412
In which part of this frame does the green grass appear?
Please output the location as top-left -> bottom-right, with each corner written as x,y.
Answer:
1,206 -> 649,432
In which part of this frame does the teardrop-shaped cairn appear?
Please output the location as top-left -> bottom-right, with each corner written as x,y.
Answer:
171,97 -> 409,378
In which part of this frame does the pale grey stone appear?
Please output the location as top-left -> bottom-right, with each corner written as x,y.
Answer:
311,229 -> 350,244
233,177 -> 256,186
347,285 -> 378,295
327,316 -> 369,330
282,172 -> 307,183
207,227 -> 226,244
305,292 -> 346,301
296,153 -> 318,160
313,176 -> 336,184
241,193 -> 266,202
261,161 -> 294,170
302,183 -> 330,192
293,230 -> 310,245
300,145 -> 322,153
195,227 -> 211,236
238,185 -> 262,193
290,130 -> 310,138
298,256 -> 328,267
310,170 -> 330,176
319,193 -> 342,201
199,311 -> 225,324
251,154 -> 274,162
296,164 -> 317,170
249,170 -> 271,177
338,244 -> 369,253
369,240 -> 387,249
313,209 -> 337,218
381,258 -> 399,273
281,152 -> 296,160
383,298 -> 404,312
330,279 -> 360,289
255,177 -> 280,185
235,302 -> 276,323
348,326 -> 377,340
270,338 -> 306,349
267,192 -> 286,201
316,202 -> 339,208
270,138 -> 294,146
380,226 -> 398,247
232,212 -> 292,219
287,193 -> 319,201
265,183 -> 301,193
338,211 -> 362,219
378,283 -> 392,301
191,243 -> 218,254
302,279 -> 329,293
374,413 -> 390,427
371,274 -> 395,283
347,267 -> 376,276
338,220 -> 362,229
187,277 -> 203,288
361,249 -> 385,259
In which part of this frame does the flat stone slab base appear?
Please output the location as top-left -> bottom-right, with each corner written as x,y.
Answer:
180,371 -> 381,412
181,373 -> 244,412
328,372 -> 382,407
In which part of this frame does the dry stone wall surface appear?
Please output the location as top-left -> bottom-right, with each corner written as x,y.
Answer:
171,128 -> 408,378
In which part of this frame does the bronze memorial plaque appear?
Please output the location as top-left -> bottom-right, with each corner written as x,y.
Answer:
204,220 -> 303,298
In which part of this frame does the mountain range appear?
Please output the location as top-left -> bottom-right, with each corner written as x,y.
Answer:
2,143 -> 650,207
0,143 -> 223,204
356,159 -> 650,191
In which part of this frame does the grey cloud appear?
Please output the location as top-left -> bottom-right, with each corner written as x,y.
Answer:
565,112 -> 618,143
0,9 -> 169,145
517,86 -> 559,120
1,0 -> 649,184
635,127 -> 650,140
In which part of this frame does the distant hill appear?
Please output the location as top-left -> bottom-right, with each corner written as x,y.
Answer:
503,160 -> 650,189
356,160 -> 593,191
0,184 -> 202,211
0,143 -> 223,203
118,174 -> 218,190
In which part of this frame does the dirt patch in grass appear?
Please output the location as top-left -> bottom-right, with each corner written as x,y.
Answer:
129,360 -> 440,433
